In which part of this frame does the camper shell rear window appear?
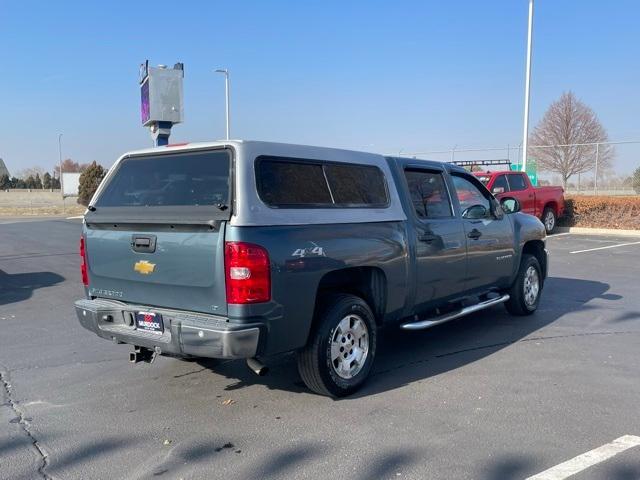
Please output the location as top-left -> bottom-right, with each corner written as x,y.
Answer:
96,149 -> 231,208
88,148 -> 233,224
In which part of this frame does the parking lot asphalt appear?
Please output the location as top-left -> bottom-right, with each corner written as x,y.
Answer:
1,218 -> 639,480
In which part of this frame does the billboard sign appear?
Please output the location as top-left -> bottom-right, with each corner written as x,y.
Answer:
62,172 -> 81,197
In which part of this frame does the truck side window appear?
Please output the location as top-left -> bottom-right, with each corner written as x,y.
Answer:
324,163 -> 388,206
492,174 -> 509,194
508,174 -> 527,191
452,175 -> 491,219
403,170 -> 452,219
256,157 -> 389,207
258,160 -> 332,205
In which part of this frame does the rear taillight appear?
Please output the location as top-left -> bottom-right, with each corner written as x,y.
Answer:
224,242 -> 271,304
80,236 -> 89,286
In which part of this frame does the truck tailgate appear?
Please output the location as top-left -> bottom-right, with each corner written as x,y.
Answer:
83,147 -> 233,315
85,225 -> 227,315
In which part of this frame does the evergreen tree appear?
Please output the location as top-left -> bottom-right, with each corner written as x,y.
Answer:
43,172 -> 52,189
78,161 -> 106,206
34,173 -> 43,189
0,174 -> 10,190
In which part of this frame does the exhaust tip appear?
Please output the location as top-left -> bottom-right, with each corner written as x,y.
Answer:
246,357 -> 268,376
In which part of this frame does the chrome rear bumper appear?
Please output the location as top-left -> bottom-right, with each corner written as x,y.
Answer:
74,298 -> 260,359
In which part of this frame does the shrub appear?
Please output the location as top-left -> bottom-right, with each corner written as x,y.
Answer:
560,196 -> 640,229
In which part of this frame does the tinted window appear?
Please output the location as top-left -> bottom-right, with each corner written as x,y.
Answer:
452,175 -> 491,218
96,150 -> 230,207
508,174 -> 527,191
257,160 -> 332,206
324,164 -> 387,205
492,175 -> 509,193
404,170 -> 452,218
256,157 -> 388,207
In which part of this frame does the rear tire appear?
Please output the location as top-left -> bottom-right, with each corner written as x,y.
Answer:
505,254 -> 542,316
542,207 -> 556,234
297,294 -> 377,397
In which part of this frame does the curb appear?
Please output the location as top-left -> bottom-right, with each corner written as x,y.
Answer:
555,227 -> 640,237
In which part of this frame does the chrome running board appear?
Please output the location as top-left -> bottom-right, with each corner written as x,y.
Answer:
400,294 -> 510,331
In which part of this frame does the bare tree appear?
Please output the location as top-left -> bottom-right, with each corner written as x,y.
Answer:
529,91 -> 614,188
16,166 -> 45,179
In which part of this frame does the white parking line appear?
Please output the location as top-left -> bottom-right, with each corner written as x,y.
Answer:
547,233 -> 572,238
570,241 -> 640,254
526,435 -> 640,480
66,215 -> 84,220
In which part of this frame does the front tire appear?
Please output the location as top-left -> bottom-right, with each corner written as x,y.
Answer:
543,207 -> 557,234
505,254 -> 542,316
297,294 -> 377,397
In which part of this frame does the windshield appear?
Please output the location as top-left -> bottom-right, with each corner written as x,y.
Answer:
95,149 -> 231,208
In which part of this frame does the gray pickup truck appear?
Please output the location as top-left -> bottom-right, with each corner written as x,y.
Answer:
75,140 -> 547,397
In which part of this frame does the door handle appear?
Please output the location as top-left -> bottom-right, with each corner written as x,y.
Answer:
131,234 -> 157,253
467,229 -> 482,240
418,233 -> 438,243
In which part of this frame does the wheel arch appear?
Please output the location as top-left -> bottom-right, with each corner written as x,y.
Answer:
543,201 -> 558,217
313,266 -> 387,327
522,239 -> 547,281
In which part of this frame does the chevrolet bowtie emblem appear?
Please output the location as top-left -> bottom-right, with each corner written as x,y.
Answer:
134,260 -> 156,275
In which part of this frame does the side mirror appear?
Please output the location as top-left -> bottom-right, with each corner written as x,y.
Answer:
462,204 -> 488,219
500,197 -> 521,214
492,187 -> 505,194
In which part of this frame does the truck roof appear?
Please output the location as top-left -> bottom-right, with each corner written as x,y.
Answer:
473,170 -> 521,176
99,139 -> 433,227
119,139 -> 452,171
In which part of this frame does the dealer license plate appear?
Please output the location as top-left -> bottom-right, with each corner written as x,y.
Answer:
135,311 -> 164,334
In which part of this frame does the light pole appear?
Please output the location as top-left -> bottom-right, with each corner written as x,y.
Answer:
521,0 -> 534,172
215,69 -> 230,140
594,142 -> 599,195
58,133 -> 63,193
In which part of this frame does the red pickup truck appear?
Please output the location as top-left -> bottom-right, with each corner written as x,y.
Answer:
474,171 -> 565,233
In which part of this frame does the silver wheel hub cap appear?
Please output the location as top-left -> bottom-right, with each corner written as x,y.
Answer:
330,314 -> 369,379
545,211 -> 555,231
524,266 -> 540,306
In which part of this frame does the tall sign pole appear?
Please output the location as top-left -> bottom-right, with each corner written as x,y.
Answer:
521,0 -> 534,172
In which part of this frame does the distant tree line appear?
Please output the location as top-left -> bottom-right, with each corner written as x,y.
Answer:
0,172 -> 60,190
0,158 -> 93,191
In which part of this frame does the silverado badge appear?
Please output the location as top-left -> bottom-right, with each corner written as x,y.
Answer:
134,260 -> 156,275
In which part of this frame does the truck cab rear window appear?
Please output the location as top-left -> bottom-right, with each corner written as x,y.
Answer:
95,150 -> 230,207
256,157 -> 388,207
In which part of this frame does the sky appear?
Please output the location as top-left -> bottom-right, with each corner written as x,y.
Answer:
1,0 -> 639,177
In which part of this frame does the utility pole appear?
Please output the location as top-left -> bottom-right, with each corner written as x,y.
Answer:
58,133 -> 63,193
215,69 -> 231,140
521,0 -> 534,173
